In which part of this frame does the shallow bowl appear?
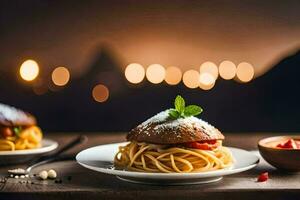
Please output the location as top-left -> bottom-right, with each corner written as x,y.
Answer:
258,135 -> 300,171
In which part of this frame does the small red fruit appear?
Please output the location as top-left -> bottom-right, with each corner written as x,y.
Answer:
257,172 -> 269,182
1,127 -> 13,138
276,139 -> 297,149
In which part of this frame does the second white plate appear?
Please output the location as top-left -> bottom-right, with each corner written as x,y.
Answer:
0,138 -> 58,165
76,142 -> 260,185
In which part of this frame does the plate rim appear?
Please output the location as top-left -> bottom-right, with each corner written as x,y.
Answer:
0,138 -> 58,155
76,142 -> 260,179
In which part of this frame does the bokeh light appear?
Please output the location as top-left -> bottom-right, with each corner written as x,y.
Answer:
125,63 -> 145,84
92,84 -> 109,103
19,59 -> 39,81
200,61 -> 218,79
219,60 -> 237,80
164,66 -> 182,85
199,72 -> 215,90
182,69 -> 200,89
199,81 -> 215,90
146,64 -> 166,84
51,67 -> 70,86
236,62 -> 255,82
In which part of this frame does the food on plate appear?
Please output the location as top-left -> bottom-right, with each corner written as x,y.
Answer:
114,95 -> 234,173
0,103 -> 43,151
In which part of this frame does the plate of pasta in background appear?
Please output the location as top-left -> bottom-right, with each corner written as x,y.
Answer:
76,96 -> 259,185
0,103 -> 58,165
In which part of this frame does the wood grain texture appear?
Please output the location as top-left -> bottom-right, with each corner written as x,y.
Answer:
0,132 -> 299,200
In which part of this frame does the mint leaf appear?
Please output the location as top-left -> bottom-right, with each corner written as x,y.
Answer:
174,95 -> 185,114
169,95 -> 203,119
184,105 -> 203,117
13,127 -> 22,137
169,109 -> 180,119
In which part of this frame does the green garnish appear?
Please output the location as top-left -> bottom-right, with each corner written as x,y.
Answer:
168,95 -> 203,119
13,127 -> 22,137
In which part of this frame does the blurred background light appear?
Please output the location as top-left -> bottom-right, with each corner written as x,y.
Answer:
236,62 -> 255,82
19,59 -> 39,81
199,72 -> 215,86
182,69 -> 200,89
125,63 -> 145,84
199,80 -> 215,90
164,66 -> 182,85
92,84 -> 109,103
219,60 -> 237,80
199,72 -> 215,90
51,67 -> 70,86
200,61 -> 218,79
1,0 -> 300,133
146,64 -> 165,84
199,72 -> 216,86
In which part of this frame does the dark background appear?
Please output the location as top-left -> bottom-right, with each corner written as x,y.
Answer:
0,0 -> 300,133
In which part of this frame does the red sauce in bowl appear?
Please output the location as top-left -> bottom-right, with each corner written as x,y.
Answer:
276,139 -> 300,149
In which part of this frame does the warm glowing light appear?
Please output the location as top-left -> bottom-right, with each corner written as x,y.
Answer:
199,72 -> 215,90
125,63 -> 145,84
199,81 -> 215,90
200,61 -> 218,79
19,59 -> 39,81
236,62 -> 255,82
164,66 -> 182,85
199,72 -> 215,85
182,70 -> 200,89
219,60 -> 236,80
92,84 -> 109,103
51,67 -> 70,86
146,64 -> 166,84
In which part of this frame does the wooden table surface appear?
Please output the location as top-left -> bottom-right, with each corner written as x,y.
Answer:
0,132 -> 299,200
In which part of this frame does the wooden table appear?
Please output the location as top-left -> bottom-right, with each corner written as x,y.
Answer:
0,133 -> 299,200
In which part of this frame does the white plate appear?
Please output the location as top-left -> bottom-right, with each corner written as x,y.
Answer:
0,138 -> 58,165
76,142 -> 260,185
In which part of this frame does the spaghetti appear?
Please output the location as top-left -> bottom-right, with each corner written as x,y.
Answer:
0,126 -> 43,151
114,141 -> 234,173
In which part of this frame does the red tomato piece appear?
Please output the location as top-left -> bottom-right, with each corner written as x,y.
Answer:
276,139 -> 298,149
284,139 -> 296,148
257,172 -> 269,182
1,127 -> 13,138
276,143 -> 285,148
185,141 -> 217,150
295,141 -> 300,149
205,140 -> 217,144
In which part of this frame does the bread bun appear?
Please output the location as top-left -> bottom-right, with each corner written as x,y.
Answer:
127,110 -> 224,144
0,103 -> 36,127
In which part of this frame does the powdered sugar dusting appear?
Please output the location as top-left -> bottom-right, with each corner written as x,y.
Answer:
138,110 -> 169,127
136,110 -> 219,138
0,103 -> 34,125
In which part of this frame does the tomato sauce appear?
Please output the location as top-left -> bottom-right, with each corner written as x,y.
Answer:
185,140 -> 219,150
275,138 -> 300,149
